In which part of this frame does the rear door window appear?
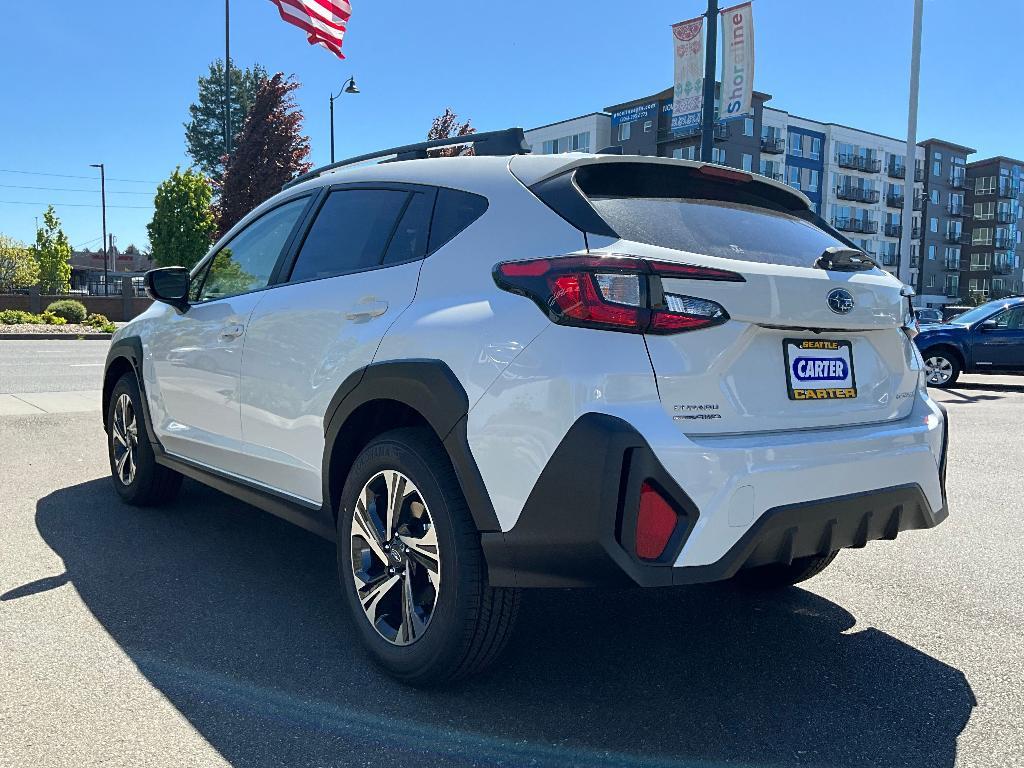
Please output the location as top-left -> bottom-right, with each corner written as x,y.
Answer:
288,189 -> 411,282
383,191 -> 434,265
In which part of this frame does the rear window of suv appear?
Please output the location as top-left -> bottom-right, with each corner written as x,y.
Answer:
575,162 -> 853,269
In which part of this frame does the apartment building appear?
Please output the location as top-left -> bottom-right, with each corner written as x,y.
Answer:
961,156 -> 1024,303
523,112 -> 611,156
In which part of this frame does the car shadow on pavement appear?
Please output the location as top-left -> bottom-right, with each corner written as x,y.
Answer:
27,478 -> 975,768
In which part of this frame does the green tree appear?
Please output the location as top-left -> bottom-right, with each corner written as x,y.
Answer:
147,168 -> 218,270
185,60 -> 268,186
218,73 -> 312,237
0,234 -> 40,291
34,206 -> 72,294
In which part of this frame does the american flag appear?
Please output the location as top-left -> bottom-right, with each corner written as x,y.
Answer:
269,0 -> 352,59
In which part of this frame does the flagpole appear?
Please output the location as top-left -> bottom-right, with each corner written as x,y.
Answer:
225,0 -> 232,160
900,0 -> 923,292
699,0 -> 719,162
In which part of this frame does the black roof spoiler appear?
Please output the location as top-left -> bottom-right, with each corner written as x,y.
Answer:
283,127 -> 531,190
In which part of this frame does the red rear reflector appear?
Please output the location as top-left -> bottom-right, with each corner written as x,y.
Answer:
698,165 -> 753,183
635,482 -> 678,560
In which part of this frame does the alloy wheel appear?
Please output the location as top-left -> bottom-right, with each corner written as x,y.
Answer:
350,470 -> 441,646
924,356 -> 953,385
111,393 -> 138,486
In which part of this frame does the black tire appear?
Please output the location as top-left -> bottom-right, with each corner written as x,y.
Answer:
734,551 -> 839,589
921,347 -> 961,388
337,427 -> 520,685
106,372 -> 182,506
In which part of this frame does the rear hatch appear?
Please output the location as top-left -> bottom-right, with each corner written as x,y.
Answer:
532,159 -> 919,435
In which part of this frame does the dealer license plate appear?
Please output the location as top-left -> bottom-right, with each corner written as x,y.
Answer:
783,339 -> 858,401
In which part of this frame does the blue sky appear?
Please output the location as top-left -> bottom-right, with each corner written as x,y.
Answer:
0,0 -> 1019,250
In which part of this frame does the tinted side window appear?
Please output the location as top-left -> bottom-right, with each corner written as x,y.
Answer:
196,197 -> 307,302
289,189 -> 410,282
428,188 -> 488,254
383,191 -> 434,265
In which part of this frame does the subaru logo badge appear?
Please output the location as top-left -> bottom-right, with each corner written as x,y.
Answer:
826,288 -> 855,315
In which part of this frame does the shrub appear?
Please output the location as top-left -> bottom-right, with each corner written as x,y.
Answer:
44,299 -> 88,323
40,312 -> 67,325
0,309 -> 36,324
84,313 -> 116,333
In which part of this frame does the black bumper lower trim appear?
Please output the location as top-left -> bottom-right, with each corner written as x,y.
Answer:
482,412 -> 948,589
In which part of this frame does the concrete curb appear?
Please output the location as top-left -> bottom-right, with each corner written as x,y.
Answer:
0,333 -> 113,341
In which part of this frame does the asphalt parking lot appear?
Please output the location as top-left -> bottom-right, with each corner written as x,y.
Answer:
1,340 -> 1022,767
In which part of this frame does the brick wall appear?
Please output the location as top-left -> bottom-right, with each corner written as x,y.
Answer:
0,290 -> 152,321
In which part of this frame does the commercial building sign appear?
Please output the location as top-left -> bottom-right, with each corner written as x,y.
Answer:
611,102 -> 659,127
720,2 -> 755,119
671,16 -> 704,131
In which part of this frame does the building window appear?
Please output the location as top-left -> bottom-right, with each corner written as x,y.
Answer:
974,201 -> 994,220
926,274 -> 934,289
976,175 -> 996,195
970,253 -> 991,271
618,121 -> 631,142
759,159 -> 781,179
930,189 -> 940,204
930,217 -> 938,233
945,274 -> 959,295
809,137 -> 822,161
742,153 -> 753,172
711,147 -> 726,164
973,227 -> 993,245
643,121 -> 653,133
928,244 -> 935,260
743,117 -> 754,137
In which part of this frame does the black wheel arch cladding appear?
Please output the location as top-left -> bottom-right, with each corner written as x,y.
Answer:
322,359 -> 501,534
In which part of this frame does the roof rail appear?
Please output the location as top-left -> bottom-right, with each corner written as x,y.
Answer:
283,127 -> 531,190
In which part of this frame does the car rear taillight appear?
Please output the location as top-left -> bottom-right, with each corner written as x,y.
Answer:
493,254 -> 740,334
635,481 -> 679,560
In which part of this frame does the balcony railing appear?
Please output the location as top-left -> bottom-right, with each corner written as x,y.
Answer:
949,174 -> 969,190
837,154 -> 882,173
993,261 -> 1012,275
946,202 -> 967,216
835,186 -> 880,203
944,259 -> 961,272
880,253 -> 898,267
943,231 -> 966,245
996,210 -> 1018,224
760,136 -> 785,154
885,193 -> 903,209
993,235 -> 1015,249
915,166 -> 925,182
833,217 -> 878,234
884,223 -> 902,238
887,161 -> 905,179
656,122 -> 729,145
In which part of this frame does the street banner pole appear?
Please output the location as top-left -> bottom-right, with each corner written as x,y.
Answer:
900,0 -> 923,292
699,0 -> 719,162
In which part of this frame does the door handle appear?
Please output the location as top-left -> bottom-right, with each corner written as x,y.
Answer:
345,300 -> 389,320
219,323 -> 245,341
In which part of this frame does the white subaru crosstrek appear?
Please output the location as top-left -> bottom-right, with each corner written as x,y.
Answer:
103,129 -> 948,684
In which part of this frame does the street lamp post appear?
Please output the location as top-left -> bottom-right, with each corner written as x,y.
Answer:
90,163 -> 107,296
329,77 -> 360,164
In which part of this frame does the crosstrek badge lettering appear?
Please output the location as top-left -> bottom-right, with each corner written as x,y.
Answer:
784,339 -> 858,401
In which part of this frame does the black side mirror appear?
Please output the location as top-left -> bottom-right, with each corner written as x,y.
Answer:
978,319 -> 998,332
145,267 -> 190,312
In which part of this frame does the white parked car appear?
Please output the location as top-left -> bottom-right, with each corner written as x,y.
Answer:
103,130 -> 949,684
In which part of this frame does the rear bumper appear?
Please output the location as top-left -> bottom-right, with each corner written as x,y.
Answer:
482,403 -> 948,589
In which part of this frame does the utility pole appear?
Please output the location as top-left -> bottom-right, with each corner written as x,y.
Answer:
900,0 -> 923,293
225,0 -> 232,160
90,163 -> 108,296
699,0 -> 719,162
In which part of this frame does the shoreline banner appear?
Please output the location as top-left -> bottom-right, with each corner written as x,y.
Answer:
720,2 -> 755,120
671,16 -> 705,131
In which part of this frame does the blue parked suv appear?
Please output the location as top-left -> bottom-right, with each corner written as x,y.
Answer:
915,297 -> 1024,387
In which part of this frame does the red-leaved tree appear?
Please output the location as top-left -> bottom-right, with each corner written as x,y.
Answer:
218,73 -> 312,237
427,108 -> 476,157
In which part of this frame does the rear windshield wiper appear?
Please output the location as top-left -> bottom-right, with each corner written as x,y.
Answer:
814,246 -> 877,272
